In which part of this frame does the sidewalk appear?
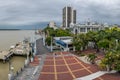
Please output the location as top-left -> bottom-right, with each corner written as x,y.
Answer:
14,54 -> 46,80
14,38 -> 49,80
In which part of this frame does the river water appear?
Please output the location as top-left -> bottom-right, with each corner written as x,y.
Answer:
0,30 -> 35,80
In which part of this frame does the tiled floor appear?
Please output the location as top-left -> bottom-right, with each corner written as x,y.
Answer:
38,52 -> 99,80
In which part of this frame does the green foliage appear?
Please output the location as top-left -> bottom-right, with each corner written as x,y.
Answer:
43,27 -> 72,37
100,51 -> 120,71
73,27 -> 120,52
43,27 -> 72,46
55,29 -> 72,37
87,53 -> 97,64
97,39 -> 110,50
99,61 -> 106,70
73,34 -> 88,51
72,26 -> 120,71
45,36 -> 51,46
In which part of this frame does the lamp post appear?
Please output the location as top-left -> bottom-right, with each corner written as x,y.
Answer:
8,61 -> 14,80
9,61 -> 11,73
43,32 -> 45,46
51,37 -> 53,52
116,39 -> 118,49
25,48 -> 29,66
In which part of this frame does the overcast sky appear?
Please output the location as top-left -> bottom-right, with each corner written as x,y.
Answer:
0,0 -> 120,26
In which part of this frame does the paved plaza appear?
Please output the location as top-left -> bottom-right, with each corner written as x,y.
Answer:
15,39 -> 120,80
38,52 -> 102,80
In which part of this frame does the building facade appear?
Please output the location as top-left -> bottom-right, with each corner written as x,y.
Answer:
48,21 -> 58,30
70,21 -> 109,34
62,6 -> 76,28
48,21 -> 56,28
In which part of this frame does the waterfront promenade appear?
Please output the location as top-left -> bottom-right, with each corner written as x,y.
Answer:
15,38 -> 120,80
15,38 -> 50,80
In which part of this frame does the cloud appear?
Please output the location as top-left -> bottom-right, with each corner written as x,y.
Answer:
0,0 -> 120,26
74,0 -> 120,24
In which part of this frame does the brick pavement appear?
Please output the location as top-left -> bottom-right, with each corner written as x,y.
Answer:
38,52 -> 100,80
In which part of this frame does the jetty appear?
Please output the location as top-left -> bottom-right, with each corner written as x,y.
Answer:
0,51 -> 13,61
0,38 -> 32,62
11,39 -> 32,56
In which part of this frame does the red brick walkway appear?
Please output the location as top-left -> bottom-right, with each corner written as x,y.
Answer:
38,52 -> 100,80
30,56 -> 40,66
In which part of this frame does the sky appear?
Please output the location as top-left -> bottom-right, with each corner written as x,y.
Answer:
0,0 -> 120,28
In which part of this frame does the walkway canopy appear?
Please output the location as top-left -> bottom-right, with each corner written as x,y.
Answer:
53,36 -> 73,51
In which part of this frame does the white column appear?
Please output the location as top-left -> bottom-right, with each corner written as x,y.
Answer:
67,44 -> 69,51
85,27 -> 87,33
34,34 -> 37,56
73,46 -> 75,51
78,28 -> 80,33
90,28 -> 92,31
74,28 -> 75,34
43,33 -> 45,46
8,66 -> 14,80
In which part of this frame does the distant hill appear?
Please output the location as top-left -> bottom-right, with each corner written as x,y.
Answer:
0,22 -> 61,30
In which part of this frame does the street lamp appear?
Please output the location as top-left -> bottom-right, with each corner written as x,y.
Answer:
51,37 -> 53,52
116,39 -> 118,49
8,61 -> 14,80
9,61 -> 11,73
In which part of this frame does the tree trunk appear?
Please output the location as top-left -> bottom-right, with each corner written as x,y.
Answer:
95,43 -> 99,53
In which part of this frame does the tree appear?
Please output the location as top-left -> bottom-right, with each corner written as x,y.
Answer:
45,36 -> 51,46
99,51 -> 120,71
97,39 -> 111,52
87,53 -> 97,64
43,27 -> 72,46
55,29 -> 72,37
86,31 -> 100,52
73,33 -> 88,51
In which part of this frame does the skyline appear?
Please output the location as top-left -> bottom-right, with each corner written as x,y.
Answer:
0,0 -> 120,28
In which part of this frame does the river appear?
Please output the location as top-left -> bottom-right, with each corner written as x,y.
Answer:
0,30 -> 35,80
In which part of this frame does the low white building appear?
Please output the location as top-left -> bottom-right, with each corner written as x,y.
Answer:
70,21 -> 109,34
48,21 -> 58,29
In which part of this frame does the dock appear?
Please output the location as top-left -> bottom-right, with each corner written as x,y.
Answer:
0,38 -> 32,62
0,51 -> 13,61
11,40 -> 32,56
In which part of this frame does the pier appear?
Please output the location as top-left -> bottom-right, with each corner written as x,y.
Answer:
0,51 -> 13,61
0,39 -> 32,62
11,41 -> 31,56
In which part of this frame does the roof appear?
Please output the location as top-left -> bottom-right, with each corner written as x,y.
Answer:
54,36 -> 73,40
55,40 -> 67,47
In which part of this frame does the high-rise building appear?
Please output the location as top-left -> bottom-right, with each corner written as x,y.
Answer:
62,6 -> 76,28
